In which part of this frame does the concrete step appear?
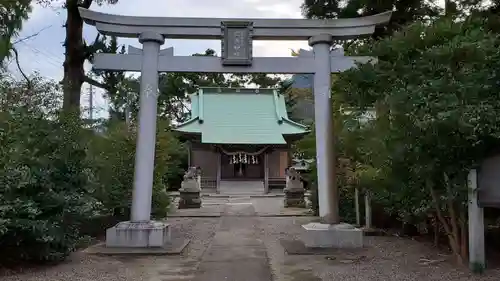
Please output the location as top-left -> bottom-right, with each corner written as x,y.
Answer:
219,180 -> 265,195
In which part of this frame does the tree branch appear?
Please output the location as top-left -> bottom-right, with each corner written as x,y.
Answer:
84,33 -> 102,61
428,179 -> 453,237
83,75 -> 109,91
12,47 -> 31,89
80,0 -> 94,9
428,178 -> 462,263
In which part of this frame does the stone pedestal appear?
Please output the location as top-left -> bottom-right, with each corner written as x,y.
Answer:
284,167 -> 306,208
301,222 -> 363,248
284,188 -> 306,208
106,221 -> 171,248
178,168 -> 202,209
178,189 -> 202,209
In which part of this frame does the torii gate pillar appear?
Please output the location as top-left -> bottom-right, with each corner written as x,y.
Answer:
301,36 -> 364,248
105,32 -> 173,248
131,31 -> 164,222
309,34 -> 339,224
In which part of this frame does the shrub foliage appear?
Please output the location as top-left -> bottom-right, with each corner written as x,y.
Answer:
0,76 -> 185,264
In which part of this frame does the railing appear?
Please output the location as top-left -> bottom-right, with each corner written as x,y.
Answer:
268,177 -> 286,190
200,177 -> 217,189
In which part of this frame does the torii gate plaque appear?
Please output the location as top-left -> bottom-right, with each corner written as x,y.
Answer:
221,21 -> 253,66
79,8 -> 391,250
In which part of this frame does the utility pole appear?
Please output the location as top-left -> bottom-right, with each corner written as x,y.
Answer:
88,84 -> 94,121
125,92 -> 132,129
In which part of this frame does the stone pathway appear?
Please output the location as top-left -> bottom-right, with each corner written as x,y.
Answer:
169,196 -> 311,217
192,202 -> 273,281
143,257 -> 199,281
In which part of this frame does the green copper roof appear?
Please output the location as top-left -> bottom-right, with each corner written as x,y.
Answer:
175,87 -> 308,144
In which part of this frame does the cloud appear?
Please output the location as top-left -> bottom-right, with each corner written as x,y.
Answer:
12,0 -> 309,75
88,0 -> 309,57
8,0 -> 310,118
8,4 -> 66,79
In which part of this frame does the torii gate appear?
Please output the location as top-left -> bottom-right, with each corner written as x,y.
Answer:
79,8 -> 391,249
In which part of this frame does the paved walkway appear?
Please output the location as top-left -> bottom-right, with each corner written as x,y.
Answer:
169,196 -> 312,217
193,202 -> 272,281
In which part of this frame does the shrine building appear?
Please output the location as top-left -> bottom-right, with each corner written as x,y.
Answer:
174,87 -> 309,194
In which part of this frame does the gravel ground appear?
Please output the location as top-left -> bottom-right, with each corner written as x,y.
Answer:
0,218 -> 220,281
259,216 -> 500,281
3,197 -> 500,281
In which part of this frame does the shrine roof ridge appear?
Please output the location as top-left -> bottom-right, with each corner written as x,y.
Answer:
196,87 -> 278,94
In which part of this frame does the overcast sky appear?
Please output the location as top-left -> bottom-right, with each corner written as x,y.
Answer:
7,0 -> 310,118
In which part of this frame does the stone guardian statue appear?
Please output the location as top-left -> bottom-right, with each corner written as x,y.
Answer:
283,167 -> 306,208
178,167 -> 202,209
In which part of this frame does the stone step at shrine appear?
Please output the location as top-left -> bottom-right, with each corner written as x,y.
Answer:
219,181 -> 266,195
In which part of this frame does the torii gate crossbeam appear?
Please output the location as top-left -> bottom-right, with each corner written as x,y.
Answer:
93,48 -> 376,73
80,8 -> 391,40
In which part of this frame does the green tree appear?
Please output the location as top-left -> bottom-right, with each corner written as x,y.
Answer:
87,120 -> 176,218
333,16 -> 500,264
120,48 -> 282,124
0,73 -> 61,113
0,0 -> 32,69
0,74 -> 97,263
90,35 -> 128,121
301,0 -> 441,38
35,0 -> 119,116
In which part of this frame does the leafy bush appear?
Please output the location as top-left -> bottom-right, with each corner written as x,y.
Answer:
0,110 -> 97,263
296,132 -> 357,222
87,121 -> 136,217
333,16 -> 500,263
87,119 -> 182,218
0,74 -> 187,264
156,122 -> 188,191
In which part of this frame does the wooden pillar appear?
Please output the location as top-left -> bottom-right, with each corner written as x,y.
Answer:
264,152 -> 269,194
187,142 -> 191,167
287,146 -> 292,167
354,187 -> 360,226
364,190 -> 372,229
216,152 -> 221,194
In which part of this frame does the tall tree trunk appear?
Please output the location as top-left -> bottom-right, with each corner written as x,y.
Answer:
428,179 -> 463,265
62,0 -> 92,116
460,210 -> 468,262
444,0 -> 458,17
433,213 -> 439,247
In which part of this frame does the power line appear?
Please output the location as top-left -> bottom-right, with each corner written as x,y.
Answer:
125,92 -> 133,129
12,25 -> 53,45
19,41 -> 63,62
6,59 -> 60,81
6,43 -> 64,81
19,42 -> 64,67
